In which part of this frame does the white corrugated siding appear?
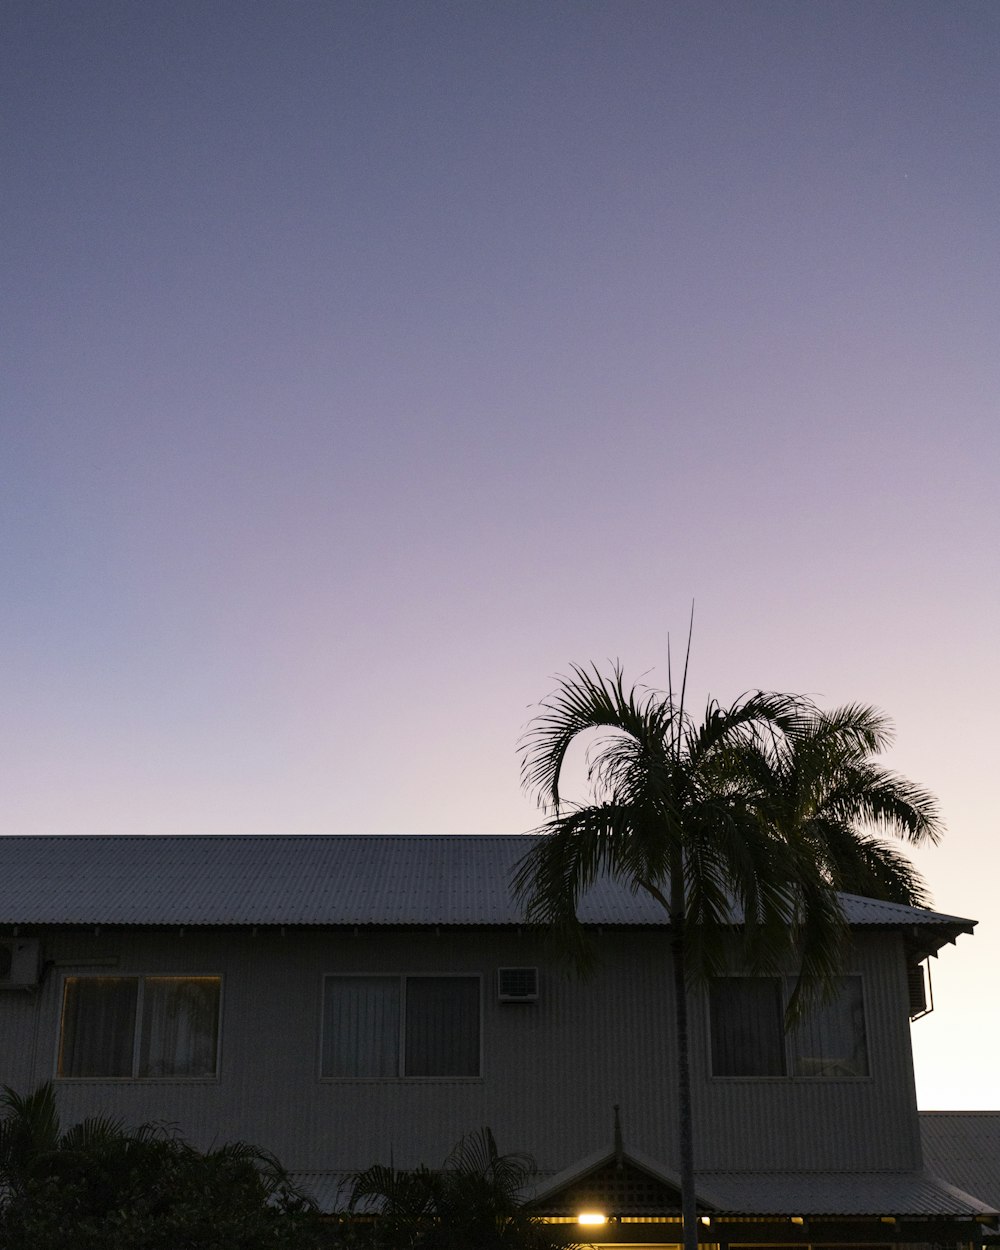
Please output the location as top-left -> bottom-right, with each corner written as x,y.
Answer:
2,925 -> 924,1181
692,932 -> 921,1170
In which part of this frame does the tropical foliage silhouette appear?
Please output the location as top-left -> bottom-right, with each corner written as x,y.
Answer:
514,660 -> 939,1250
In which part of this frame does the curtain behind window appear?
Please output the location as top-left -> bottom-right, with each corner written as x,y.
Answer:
791,976 -> 868,1077
139,977 -> 220,1077
59,977 -> 138,1077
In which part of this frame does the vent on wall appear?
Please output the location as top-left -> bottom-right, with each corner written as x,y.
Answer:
497,967 -> 539,1003
0,939 -> 42,989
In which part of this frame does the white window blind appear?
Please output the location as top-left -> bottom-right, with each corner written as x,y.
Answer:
322,975 -> 480,1078
322,976 -> 400,1077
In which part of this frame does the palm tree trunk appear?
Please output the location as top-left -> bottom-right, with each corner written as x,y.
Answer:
670,866 -> 699,1250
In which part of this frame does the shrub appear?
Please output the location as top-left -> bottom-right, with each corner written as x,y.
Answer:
347,1128 -> 570,1250
0,1083 -> 330,1250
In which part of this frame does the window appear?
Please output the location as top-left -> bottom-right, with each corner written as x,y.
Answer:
709,976 -> 868,1079
790,976 -> 868,1077
709,977 -> 786,1076
322,975 -> 480,1078
58,976 -> 221,1079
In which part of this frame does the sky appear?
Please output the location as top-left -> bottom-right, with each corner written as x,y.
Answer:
2,0 -> 997,1109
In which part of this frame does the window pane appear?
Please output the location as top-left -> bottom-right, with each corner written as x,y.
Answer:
710,978 -> 786,1076
791,976 -> 868,1077
59,977 -> 138,1077
323,977 -> 399,1077
404,977 -> 479,1077
139,977 -> 221,1077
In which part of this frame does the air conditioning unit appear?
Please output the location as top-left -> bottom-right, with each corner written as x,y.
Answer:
0,938 -> 42,989
907,962 -> 931,1020
497,967 -> 538,1003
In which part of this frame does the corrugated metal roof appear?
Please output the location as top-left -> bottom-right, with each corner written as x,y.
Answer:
292,1171 -> 352,1212
0,835 -> 976,941
697,1169 -> 996,1217
293,1166 -> 995,1218
921,1112 -> 1000,1211
526,1143 -> 996,1220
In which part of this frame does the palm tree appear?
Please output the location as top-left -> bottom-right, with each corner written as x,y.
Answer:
512,662 -> 940,1250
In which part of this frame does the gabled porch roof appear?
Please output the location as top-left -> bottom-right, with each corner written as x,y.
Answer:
523,1113 -> 996,1224
525,1142 -> 721,1217
527,1148 -> 995,1221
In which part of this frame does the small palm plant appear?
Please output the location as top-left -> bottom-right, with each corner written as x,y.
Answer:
349,1127 -> 565,1250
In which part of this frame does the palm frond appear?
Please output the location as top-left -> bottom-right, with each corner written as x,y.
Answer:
0,1082 -> 61,1154
782,878 -> 849,1023
519,662 -> 673,812
797,703 -> 896,756
444,1127 -> 534,1201
811,817 -> 932,906
823,767 -> 942,845
349,1160 -> 438,1218
513,804 -> 666,971
57,1113 -> 129,1154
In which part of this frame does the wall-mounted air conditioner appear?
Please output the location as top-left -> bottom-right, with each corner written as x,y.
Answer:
0,938 -> 42,989
907,962 -> 931,1020
497,967 -> 538,1003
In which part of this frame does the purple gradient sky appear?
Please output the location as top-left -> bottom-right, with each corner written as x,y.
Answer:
2,1 -> 998,1107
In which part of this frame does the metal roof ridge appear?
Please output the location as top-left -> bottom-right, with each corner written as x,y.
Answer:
920,1110 -> 1000,1116
0,832 -> 539,842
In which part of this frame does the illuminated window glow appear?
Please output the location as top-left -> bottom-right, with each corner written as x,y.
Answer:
58,975 -> 221,1079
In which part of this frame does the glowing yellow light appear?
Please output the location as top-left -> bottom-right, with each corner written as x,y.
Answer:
577,1212 -> 607,1225
790,1216 -> 805,1226
700,1216 -> 712,1225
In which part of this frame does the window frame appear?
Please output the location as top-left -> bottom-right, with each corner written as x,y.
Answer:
319,972 -> 483,1081
707,974 -> 871,1082
55,973 -> 223,1082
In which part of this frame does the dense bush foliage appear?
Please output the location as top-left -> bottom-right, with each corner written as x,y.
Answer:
1,1087 -> 565,1249
0,1084 -> 329,1249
